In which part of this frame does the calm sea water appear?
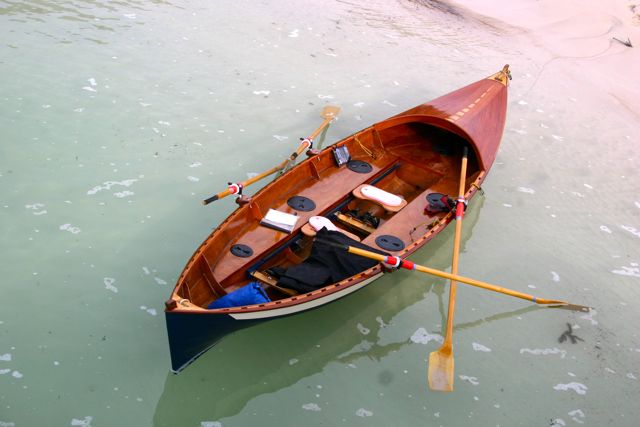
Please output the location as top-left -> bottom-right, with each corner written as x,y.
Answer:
1,0 -> 639,426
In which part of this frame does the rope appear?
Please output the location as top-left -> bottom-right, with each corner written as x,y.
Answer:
354,134 -> 376,159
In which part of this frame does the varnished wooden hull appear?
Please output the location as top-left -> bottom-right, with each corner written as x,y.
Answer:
165,66 -> 510,372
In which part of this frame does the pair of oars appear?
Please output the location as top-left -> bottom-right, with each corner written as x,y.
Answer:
202,105 -> 341,205
325,148 -> 589,392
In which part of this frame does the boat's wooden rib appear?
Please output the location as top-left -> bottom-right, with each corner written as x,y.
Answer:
164,66 -> 510,372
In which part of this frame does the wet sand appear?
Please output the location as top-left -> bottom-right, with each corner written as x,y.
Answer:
452,0 -> 640,119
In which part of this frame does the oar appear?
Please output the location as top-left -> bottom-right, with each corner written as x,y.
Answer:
202,105 -> 341,205
320,243 -> 590,312
428,146 -> 468,392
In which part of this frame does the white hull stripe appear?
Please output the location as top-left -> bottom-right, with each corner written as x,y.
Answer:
229,273 -> 384,320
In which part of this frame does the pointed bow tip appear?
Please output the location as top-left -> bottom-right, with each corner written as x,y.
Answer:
488,65 -> 512,86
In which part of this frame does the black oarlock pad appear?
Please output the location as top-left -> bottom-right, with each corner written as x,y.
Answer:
347,160 -> 373,174
375,235 -> 405,251
287,196 -> 316,212
230,244 -> 253,258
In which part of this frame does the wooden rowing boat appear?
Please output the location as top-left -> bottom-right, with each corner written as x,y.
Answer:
164,65 -> 511,373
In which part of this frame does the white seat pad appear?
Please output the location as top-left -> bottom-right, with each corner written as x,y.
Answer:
360,185 -> 403,207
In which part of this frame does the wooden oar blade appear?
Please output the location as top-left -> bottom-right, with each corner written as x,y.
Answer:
321,105 -> 341,119
543,303 -> 592,312
428,350 -> 454,392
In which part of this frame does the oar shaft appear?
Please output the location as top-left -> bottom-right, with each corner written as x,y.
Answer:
202,108 -> 338,205
442,147 -> 468,349
344,246 -> 568,306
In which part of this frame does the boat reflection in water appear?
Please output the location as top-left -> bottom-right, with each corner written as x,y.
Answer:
153,197 -> 538,424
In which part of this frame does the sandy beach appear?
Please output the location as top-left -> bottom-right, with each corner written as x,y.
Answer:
452,0 -> 640,120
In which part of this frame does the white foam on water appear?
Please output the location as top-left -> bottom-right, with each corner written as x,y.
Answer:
550,418 -> 567,426
375,316 -> 386,328
59,224 -> 81,234
288,29 -> 299,38
246,172 -> 258,179
520,348 -> 567,358
600,225 -> 612,234
113,191 -> 134,198
605,367 -> 616,374
510,128 -> 527,135
188,162 -> 202,168
82,86 -> 97,93
584,184 -> 593,189
154,277 -> 167,285
612,263 -> 640,277
553,382 -> 588,395
621,225 -> 640,238
140,306 -> 157,316
356,323 -> 370,335
123,13 -> 136,19
200,422 -> 222,427
0,369 -> 10,375
382,100 -> 396,107
142,267 -> 150,275
551,271 -> 560,282
635,201 -> 640,209
540,123 -> 548,128
11,371 -> 22,378
87,179 -> 138,195
74,107 -> 84,113
71,417 -> 93,427
502,203 -> 512,207
88,78 -> 97,87
551,135 -> 564,141
627,373 -> 638,380
572,191 -> 585,198
472,342 -> 491,352
158,121 -> 170,126
187,176 -> 200,182
26,204 -> 47,215
317,94 -> 334,99
410,328 -> 443,345
580,309 -> 598,326
302,403 -> 321,411
517,187 -> 535,194
517,100 -> 528,105
569,409 -> 585,424
459,375 -> 479,385
288,358 -> 298,366
0,422 -> 16,427
356,408 -> 373,417
353,102 -> 365,107
528,285 -> 536,289
272,135 -> 288,141
0,353 -> 11,361
252,90 -> 270,96
103,278 -> 118,293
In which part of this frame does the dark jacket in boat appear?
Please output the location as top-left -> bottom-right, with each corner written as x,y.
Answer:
275,228 -> 388,293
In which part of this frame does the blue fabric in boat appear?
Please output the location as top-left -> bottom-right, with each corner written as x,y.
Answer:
207,282 -> 271,309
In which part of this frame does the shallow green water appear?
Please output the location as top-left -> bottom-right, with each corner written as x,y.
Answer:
1,1 -> 639,426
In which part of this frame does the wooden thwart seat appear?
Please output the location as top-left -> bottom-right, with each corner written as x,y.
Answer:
250,270 -> 298,297
352,184 -> 407,212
